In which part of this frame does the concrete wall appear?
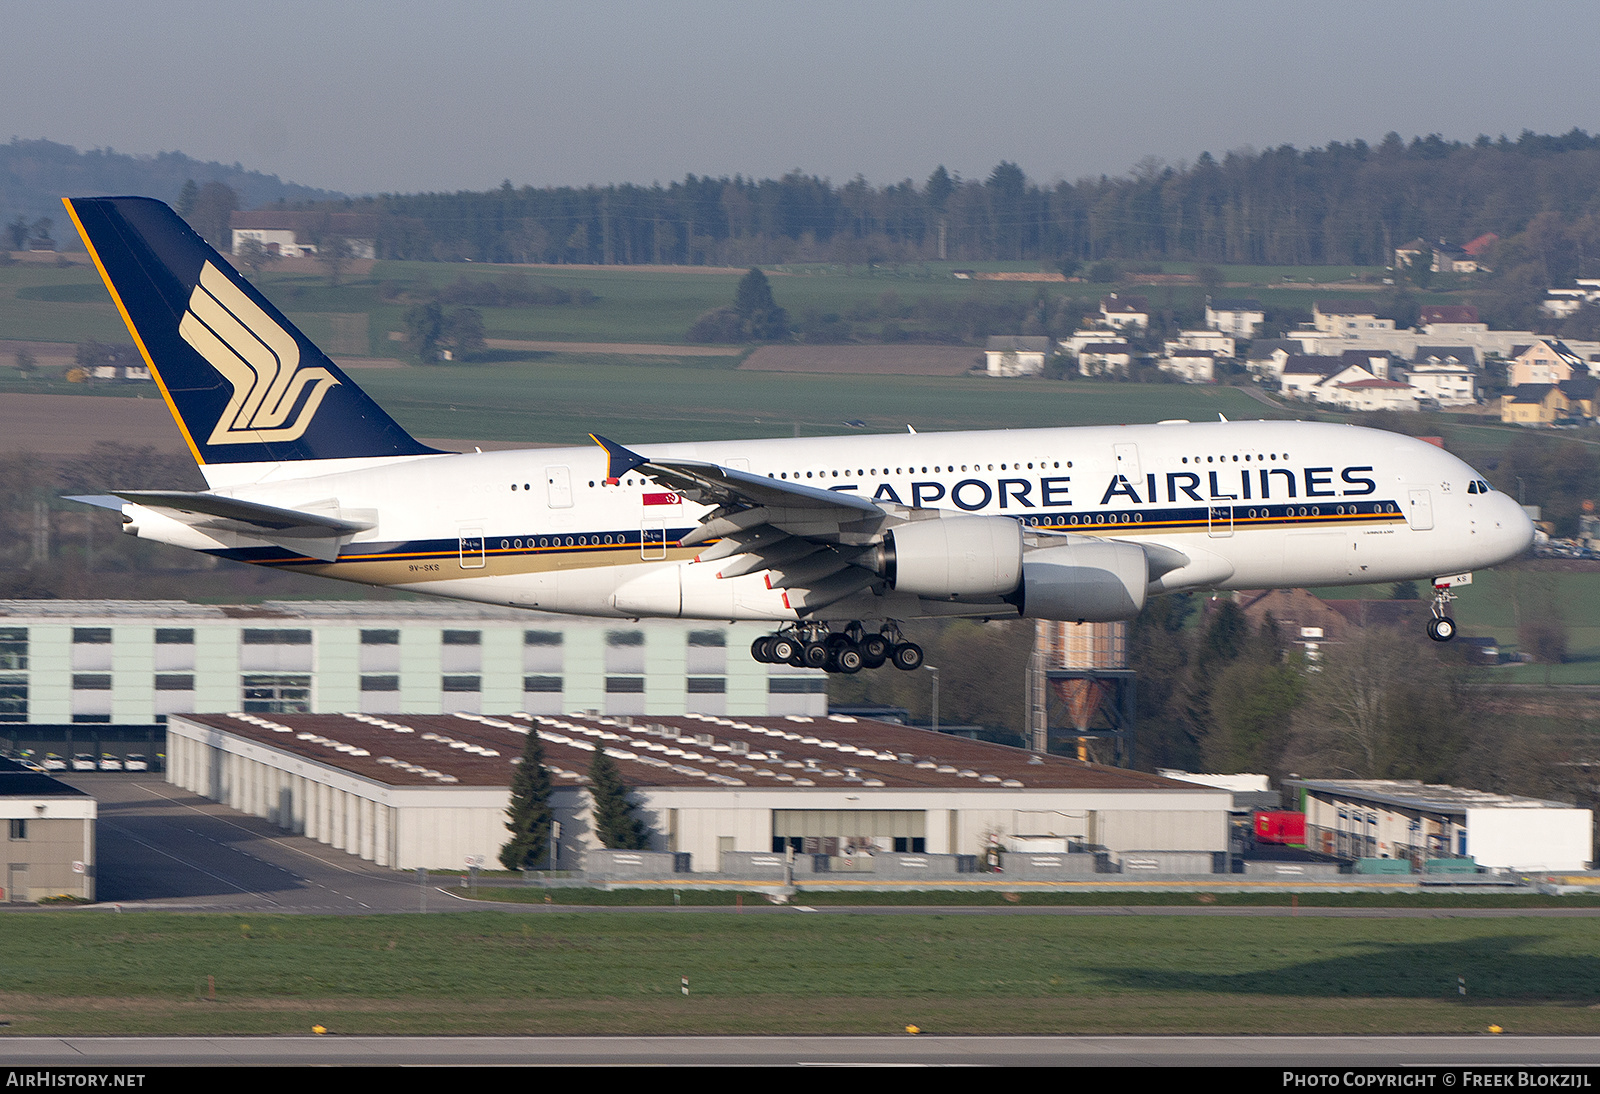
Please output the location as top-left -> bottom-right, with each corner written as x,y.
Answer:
0,805 -> 95,902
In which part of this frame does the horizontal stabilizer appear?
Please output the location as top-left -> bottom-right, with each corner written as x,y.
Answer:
112,491 -> 374,536
68,491 -> 375,563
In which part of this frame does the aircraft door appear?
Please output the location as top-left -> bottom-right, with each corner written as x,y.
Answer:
545,466 -> 573,509
640,521 -> 667,560
458,526 -> 486,569
1406,489 -> 1434,530
1207,503 -> 1233,538
1112,443 -> 1141,481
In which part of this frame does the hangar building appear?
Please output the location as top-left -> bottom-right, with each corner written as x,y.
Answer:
1287,778 -> 1593,873
167,711 -> 1230,873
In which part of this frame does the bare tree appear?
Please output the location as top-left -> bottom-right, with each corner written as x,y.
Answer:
1293,630 -> 1411,778
317,234 -> 353,286
236,237 -> 279,280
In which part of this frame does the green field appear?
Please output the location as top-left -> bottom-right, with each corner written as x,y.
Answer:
0,256 -> 1403,353
352,363 -> 1283,445
2,910 -> 1598,1035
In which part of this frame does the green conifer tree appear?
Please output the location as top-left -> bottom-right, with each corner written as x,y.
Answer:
499,729 -> 553,870
588,749 -> 650,850
732,267 -> 789,341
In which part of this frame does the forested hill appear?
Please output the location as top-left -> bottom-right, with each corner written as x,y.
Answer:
280,129 -> 1600,268
0,138 -> 341,231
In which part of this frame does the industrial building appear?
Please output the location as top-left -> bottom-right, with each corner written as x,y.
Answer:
1286,778 -> 1594,872
0,757 -> 96,902
166,711 -> 1231,873
0,602 -> 828,761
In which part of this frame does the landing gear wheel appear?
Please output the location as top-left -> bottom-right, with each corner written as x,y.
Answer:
859,633 -> 891,668
768,636 -> 799,664
1427,617 -> 1456,642
833,646 -> 864,674
751,637 -> 774,663
801,642 -> 830,669
891,642 -> 924,671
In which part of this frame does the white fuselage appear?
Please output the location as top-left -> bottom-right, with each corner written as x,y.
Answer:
137,419 -> 1532,623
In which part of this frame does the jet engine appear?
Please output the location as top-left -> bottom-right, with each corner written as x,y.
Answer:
876,515 -> 1023,598
1011,537 -> 1149,622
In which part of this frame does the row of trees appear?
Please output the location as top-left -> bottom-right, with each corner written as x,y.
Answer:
244,130 -> 1600,268
499,729 -> 651,871
1132,595 -> 1570,799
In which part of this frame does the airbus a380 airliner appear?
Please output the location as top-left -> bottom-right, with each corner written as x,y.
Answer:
63,197 -> 1533,674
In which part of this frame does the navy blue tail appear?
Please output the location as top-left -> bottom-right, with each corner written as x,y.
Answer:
65,196 -> 440,466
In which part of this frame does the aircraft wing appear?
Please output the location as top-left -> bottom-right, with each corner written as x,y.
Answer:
591,434 -> 893,611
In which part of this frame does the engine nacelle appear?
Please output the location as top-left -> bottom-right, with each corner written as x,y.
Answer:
1014,538 -> 1149,622
880,516 -> 1023,598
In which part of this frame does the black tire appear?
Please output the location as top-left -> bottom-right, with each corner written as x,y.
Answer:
751,637 -> 774,663
891,642 -> 924,670
769,636 -> 799,663
802,642 -> 830,669
1428,617 -> 1456,642
860,633 -> 891,662
836,646 -> 864,673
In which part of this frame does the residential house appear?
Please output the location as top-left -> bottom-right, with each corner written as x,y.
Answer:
1394,239 -> 1431,271
1076,342 -> 1135,378
1561,375 -> 1598,420
1326,377 -> 1417,413
1339,348 -> 1392,380
1312,300 -> 1395,337
1278,354 -> 1345,399
1430,241 -> 1481,274
1509,340 -> 1587,386
1159,349 -> 1215,383
1543,279 -> 1600,319
1245,339 -> 1301,382
1406,347 -> 1478,406
1500,384 -> 1570,426
1170,329 -> 1235,358
1204,298 -> 1265,338
984,335 -> 1051,377
1099,294 -> 1149,331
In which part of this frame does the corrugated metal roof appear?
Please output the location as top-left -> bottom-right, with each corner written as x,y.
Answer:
175,712 -> 1212,794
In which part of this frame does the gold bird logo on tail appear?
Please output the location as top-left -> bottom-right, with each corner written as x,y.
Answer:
178,262 -> 340,445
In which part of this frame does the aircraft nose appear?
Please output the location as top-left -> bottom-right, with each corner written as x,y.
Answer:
1485,491 -> 1535,564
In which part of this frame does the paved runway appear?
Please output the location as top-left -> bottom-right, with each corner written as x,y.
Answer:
2,1034 -> 1599,1067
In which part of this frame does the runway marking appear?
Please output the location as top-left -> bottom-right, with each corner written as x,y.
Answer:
128,781 -> 410,886
98,820 -> 280,906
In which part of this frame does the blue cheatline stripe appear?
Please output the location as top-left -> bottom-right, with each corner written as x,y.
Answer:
207,502 -> 1405,568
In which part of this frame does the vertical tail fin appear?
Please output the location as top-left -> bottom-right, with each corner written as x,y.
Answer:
64,196 -> 440,467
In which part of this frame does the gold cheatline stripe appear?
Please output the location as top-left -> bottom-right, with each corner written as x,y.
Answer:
62,198 -> 206,466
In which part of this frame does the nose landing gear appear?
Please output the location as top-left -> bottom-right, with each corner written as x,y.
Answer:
1426,579 -> 1458,642
750,621 -> 923,673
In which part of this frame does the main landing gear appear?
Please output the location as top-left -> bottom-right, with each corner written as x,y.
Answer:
1427,582 -> 1457,643
751,621 -> 923,674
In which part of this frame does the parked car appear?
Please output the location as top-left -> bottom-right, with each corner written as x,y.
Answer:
98,754 -> 123,771
71,753 -> 97,771
124,753 -> 149,772
41,754 -> 67,771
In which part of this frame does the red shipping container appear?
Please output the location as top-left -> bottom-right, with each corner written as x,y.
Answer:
1254,811 -> 1306,845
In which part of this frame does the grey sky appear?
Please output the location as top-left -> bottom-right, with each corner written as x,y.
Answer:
8,0 -> 1600,196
